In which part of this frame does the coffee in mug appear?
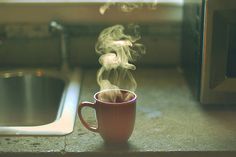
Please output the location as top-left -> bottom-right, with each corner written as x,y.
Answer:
78,89 -> 137,143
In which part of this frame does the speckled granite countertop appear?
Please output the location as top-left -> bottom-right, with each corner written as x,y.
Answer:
0,68 -> 236,157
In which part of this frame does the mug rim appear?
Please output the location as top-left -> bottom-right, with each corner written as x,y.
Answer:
94,89 -> 137,105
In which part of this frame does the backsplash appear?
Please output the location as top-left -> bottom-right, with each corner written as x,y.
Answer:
0,3 -> 182,68
0,24 -> 60,67
68,23 -> 181,67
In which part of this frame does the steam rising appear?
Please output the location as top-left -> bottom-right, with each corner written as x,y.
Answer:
99,0 -> 158,15
95,24 -> 145,102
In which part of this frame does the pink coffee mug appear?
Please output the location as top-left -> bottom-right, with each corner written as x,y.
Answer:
78,89 -> 137,143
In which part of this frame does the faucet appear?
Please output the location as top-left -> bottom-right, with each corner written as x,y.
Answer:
49,20 -> 69,71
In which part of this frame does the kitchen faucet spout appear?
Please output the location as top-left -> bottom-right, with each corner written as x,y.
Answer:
49,21 -> 69,71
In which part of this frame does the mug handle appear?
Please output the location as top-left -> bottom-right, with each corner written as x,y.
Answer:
78,101 -> 98,133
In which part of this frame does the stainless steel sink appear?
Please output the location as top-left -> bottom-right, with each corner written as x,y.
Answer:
0,69 -> 81,135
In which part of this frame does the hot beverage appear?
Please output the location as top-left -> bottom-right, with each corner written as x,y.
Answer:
97,89 -> 135,103
78,89 -> 137,143
78,24 -> 143,144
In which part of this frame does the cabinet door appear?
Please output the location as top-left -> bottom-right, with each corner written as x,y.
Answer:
201,0 -> 236,104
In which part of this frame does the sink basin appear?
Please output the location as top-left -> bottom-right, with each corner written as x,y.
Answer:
0,69 -> 81,135
0,75 -> 64,126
